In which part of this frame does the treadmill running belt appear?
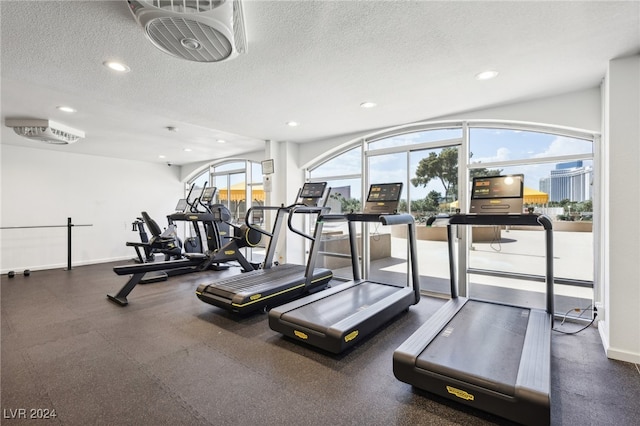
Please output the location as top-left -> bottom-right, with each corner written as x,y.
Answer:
205,264 -> 305,296
280,282 -> 400,332
416,300 -> 529,396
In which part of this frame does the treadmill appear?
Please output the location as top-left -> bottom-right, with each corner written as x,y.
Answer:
195,182 -> 333,315
393,176 -> 554,425
268,183 -> 421,354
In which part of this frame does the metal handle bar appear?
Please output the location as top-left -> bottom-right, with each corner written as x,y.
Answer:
245,205 -> 285,237
380,213 -> 415,226
287,205 -> 330,241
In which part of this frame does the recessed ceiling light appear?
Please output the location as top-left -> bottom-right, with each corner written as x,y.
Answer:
216,139 -> 226,144
183,148 -> 192,152
475,70 -> 499,80
158,155 -> 166,159
360,102 -> 377,108
57,106 -> 76,113
103,61 -> 130,73
286,121 -> 299,127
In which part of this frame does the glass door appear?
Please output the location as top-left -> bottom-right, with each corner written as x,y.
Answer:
367,152 -> 408,283
365,145 -> 460,294
409,146 -> 459,295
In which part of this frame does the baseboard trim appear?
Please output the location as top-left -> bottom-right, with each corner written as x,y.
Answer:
599,320 -> 640,364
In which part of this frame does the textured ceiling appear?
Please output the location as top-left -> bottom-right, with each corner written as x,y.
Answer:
1,0 -> 639,166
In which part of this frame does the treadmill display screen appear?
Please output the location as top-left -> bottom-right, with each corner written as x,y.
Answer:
367,183 -> 403,202
471,175 -> 523,199
201,187 -> 217,202
300,182 -> 327,198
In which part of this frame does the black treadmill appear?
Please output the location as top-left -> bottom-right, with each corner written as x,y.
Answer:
393,212 -> 554,426
195,182 -> 333,315
268,183 -> 421,354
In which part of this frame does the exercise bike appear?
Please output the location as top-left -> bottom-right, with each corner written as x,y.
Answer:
127,214 -> 183,263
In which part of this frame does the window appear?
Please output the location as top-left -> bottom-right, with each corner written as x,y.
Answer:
311,146 -> 362,178
307,121 -> 597,319
469,128 -> 592,163
368,128 -> 462,151
467,128 -> 595,315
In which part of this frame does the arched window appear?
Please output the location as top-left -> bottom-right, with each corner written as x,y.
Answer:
308,121 -> 597,320
188,160 -> 264,223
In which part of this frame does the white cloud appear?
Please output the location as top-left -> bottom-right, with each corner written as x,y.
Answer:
533,136 -> 592,158
472,147 -> 511,163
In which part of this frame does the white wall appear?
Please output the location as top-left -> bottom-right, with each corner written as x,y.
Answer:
434,87 -> 602,133
600,55 -> 640,364
1,145 -> 183,273
298,87 -> 602,167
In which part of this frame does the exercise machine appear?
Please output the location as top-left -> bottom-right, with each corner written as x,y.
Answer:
127,199 -> 187,263
195,182 -> 333,315
129,217 -> 154,262
168,184 -> 217,255
108,220 -> 261,306
107,187 -> 261,306
268,182 -> 421,353
126,212 -> 182,263
393,212 -> 554,425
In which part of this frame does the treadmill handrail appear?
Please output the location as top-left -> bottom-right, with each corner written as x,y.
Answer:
245,205 -> 285,237
433,213 -> 554,316
317,211 -> 419,297
446,212 -> 552,228
380,213 -> 414,226
287,205 -> 330,241
318,213 -> 348,222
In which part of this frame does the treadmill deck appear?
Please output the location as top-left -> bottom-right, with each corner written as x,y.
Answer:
393,297 -> 552,426
280,281 -> 401,332
269,280 -> 417,353
416,300 -> 529,395
196,264 -> 332,313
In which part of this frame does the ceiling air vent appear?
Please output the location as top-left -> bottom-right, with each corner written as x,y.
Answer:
5,119 -> 85,145
127,0 -> 247,62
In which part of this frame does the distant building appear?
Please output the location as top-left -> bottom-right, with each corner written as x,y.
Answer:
540,162 -> 592,202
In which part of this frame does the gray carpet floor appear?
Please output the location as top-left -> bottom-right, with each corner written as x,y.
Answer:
2,261 -> 639,425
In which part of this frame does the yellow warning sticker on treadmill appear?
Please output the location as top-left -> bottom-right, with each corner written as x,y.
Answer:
224,250 -> 236,255
344,330 -> 359,342
294,330 -> 308,340
446,386 -> 474,401
250,294 -> 261,300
